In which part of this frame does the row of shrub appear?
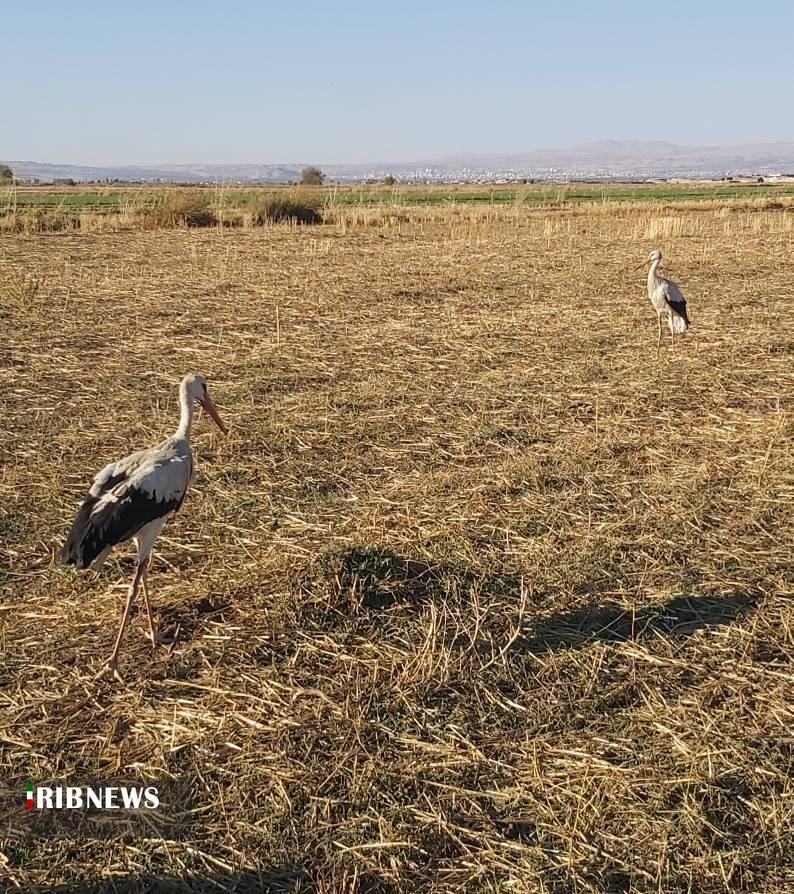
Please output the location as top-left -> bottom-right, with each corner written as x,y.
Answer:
0,207 -> 85,233
141,191 -> 324,228
0,192 -> 325,233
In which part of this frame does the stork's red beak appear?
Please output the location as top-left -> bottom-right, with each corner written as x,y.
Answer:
634,259 -> 651,270
200,397 -> 228,434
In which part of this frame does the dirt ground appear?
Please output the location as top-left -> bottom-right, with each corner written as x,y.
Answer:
1,202 -> 792,892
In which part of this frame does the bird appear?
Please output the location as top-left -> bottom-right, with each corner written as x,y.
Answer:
636,249 -> 690,351
61,373 -> 227,682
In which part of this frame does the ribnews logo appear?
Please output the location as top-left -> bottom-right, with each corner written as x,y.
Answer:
25,783 -> 160,810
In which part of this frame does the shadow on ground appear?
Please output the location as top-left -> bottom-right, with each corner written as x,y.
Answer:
519,592 -> 759,655
296,546 -> 759,653
293,545 -> 518,620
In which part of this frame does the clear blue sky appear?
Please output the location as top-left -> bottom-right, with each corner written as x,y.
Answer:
3,0 -> 793,165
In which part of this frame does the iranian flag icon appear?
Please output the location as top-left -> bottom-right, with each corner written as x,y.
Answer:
26,784 -> 34,809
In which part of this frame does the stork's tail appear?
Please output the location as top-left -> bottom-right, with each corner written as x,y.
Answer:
61,532 -> 91,569
61,498 -> 99,569
671,311 -> 689,334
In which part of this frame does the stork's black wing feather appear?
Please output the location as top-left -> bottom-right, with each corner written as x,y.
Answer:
667,294 -> 689,325
662,280 -> 690,325
61,458 -> 188,569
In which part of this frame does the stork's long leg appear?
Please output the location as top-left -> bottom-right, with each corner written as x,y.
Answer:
96,518 -> 169,681
657,315 -> 662,354
97,562 -> 145,682
140,564 -> 170,646
135,519 -> 170,646
140,566 -> 157,644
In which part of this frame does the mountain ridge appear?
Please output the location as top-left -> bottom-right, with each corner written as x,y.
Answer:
4,141 -> 794,182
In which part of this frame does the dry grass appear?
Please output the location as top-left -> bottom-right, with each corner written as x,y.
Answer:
0,187 -> 325,234
0,200 -> 792,894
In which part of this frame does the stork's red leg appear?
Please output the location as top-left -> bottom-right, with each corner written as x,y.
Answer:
96,561 -> 145,682
140,566 -> 170,646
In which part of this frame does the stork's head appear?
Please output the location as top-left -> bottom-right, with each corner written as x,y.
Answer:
181,373 -> 228,433
635,249 -> 662,270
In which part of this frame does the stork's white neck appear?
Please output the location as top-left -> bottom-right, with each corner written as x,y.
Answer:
175,384 -> 195,440
647,258 -> 661,294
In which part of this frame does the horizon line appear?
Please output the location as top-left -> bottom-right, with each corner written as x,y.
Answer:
6,138 -> 794,171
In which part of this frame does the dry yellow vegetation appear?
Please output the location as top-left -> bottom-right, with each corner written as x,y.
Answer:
1,198 -> 792,893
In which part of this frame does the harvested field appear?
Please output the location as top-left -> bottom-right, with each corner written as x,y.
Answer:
1,200 -> 792,893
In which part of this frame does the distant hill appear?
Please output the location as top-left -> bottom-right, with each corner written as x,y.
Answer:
432,141 -> 794,175
4,141 -> 794,183
1,160 -> 305,184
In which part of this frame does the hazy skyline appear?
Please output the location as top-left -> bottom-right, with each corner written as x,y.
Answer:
4,0 -> 793,165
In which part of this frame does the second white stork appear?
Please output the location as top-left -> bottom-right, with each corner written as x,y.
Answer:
637,249 -> 691,351
62,373 -> 227,682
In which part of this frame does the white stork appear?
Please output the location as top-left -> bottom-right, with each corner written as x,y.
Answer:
62,373 -> 227,682
637,249 -> 691,351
